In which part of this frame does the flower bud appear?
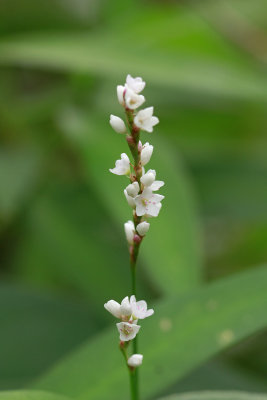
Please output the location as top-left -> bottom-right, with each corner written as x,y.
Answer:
109,115 -> 127,134
136,221 -> 150,236
126,182 -> 139,197
140,170 -> 156,187
117,85 -> 125,105
104,300 -> 122,318
127,354 -> 143,367
141,143 -> 153,165
124,220 -> 135,244
133,234 -> 142,244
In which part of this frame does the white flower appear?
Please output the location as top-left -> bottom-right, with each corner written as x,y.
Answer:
117,85 -> 125,105
117,322 -> 141,341
128,354 -> 143,368
126,74 -> 146,93
120,296 -> 132,316
136,221 -> 150,236
130,295 -> 154,319
141,169 -> 156,187
124,190 -> 136,208
124,220 -> 135,244
126,182 -> 139,197
109,153 -> 130,175
140,142 -> 153,166
135,188 -> 164,217
134,107 -> 159,133
109,115 -> 127,134
125,88 -> 145,110
104,300 -> 122,318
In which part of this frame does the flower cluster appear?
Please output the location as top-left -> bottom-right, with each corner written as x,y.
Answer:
105,296 -> 154,367
106,75 -> 162,375
109,74 -> 165,246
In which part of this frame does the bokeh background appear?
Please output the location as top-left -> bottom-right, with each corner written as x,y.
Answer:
0,0 -> 267,396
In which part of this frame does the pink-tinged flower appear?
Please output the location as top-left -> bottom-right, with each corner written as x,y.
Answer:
130,295 -> 154,320
135,188 -> 164,217
116,322 -> 141,341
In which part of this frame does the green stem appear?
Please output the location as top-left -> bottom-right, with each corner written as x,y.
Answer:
129,368 -> 138,400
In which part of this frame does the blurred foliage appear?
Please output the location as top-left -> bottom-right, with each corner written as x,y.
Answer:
0,0 -> 267,399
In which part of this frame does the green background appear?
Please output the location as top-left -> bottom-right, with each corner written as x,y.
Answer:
0,0 -> 267,399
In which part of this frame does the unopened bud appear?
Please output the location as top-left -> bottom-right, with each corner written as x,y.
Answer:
133,234 -> 142,244
141,143 -> 153,165
128,354 -> 143,368
141,170 -> 156,187
124,221 -> 135,244
117,85 -> 125,105
136,221 -> 150,236
126,182 -> 139,197
110,115 -> 127,134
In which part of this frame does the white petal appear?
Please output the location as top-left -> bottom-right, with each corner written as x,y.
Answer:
116,322 -> 141,341
124,221 -> 135,244
109,153 -> 130,176
126,75 -> 146,93
150,180 -> 164,191
104,300 -> 122,318
125,88 -> 145,110
124,190 -> 136,208
117,85 -> 125,105
121,296 -> 132,316
140,143 -> 153,166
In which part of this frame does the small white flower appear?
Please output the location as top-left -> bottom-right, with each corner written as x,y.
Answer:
120,296 -> 132,316
109,153 -> 130,176
124,220 -> 135,244
130,295 -> 154,319
117,85 -> 125,105
125,88 -> 145,110
128,354 -> 143,368
117,322 -> 141,341
134,107 -> 159,133
140,142 -> 153,166
124,190 -> 136,208
136,221 -> 150,236
126,74 -> 146,93
126,182 -> 139,197
140,169 -> 156,187
135,188 -> 164,217
104,300 -> 122,318
109,115 -> 127,134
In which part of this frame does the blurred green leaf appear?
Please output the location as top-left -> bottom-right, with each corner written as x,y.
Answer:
12,181 -> 151,308
1,2 -> 267,100
0,391 -> 70,400
0,282 -> 99,389
158,392 -> 267,400
0,147 -> 42,225
33,266 -> 267,400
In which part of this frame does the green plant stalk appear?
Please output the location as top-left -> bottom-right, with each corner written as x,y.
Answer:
125,107 -> 143,400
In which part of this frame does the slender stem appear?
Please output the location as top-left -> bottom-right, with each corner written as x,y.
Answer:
125,107 -> 142,400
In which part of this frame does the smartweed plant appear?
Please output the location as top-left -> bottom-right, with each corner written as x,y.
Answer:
104,75 -> 165,400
